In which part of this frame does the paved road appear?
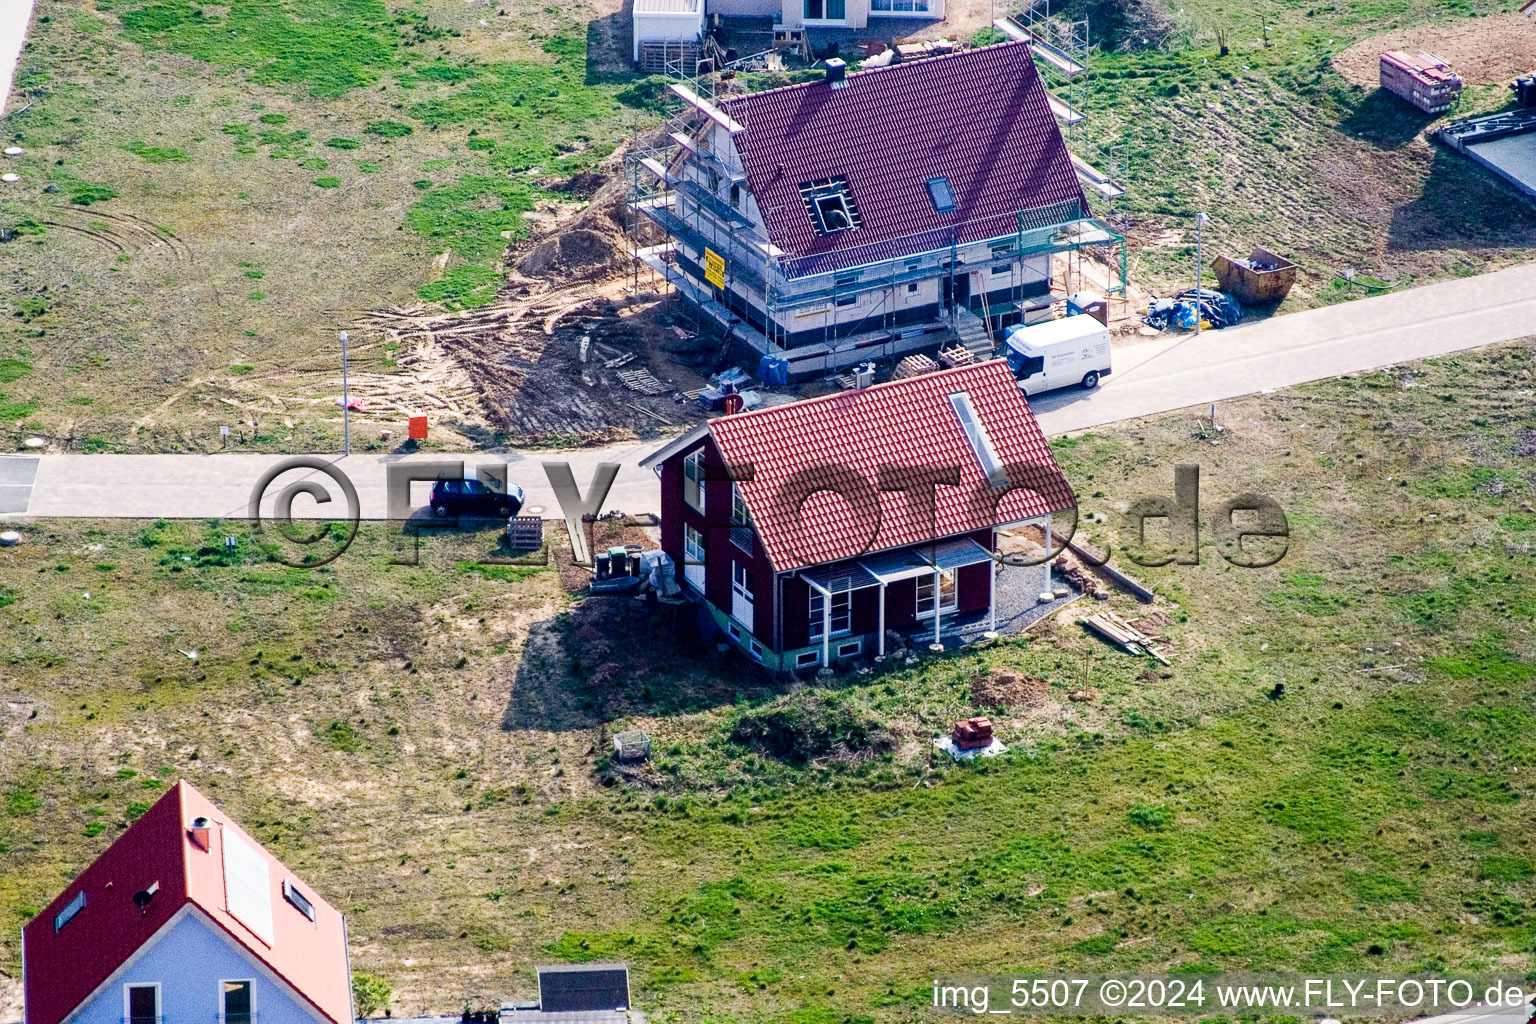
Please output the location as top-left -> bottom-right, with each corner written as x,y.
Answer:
3,260 -> 1534,521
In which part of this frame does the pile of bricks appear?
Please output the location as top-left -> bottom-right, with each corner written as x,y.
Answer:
952,716 -> 994,750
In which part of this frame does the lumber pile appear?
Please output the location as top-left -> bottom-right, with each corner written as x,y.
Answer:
1082,611 -> 1171,664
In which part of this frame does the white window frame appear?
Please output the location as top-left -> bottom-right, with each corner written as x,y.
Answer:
124,982 -> 161,1023
731,561 -> 753,602
219,979 -> 257,1024
809,589 -> 851,641
915,569 -> 958,618
683,524 -> 705,592
683,449 -> 706,513
796,650 -> 821,667
837,639 -> 863,659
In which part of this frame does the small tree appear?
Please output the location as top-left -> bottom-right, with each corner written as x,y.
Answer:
353,971 -> 394,1018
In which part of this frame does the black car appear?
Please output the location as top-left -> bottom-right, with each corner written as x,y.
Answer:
429,477 -> 525,519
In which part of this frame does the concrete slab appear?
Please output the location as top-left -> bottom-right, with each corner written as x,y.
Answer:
0,485 -> 30,514
0,457 -> 38,485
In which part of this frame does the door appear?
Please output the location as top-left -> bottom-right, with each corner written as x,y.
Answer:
915,569 -> 957,618
731,561 -> 754,631
127,985 -> 159,1024
222,981 -> 254,1024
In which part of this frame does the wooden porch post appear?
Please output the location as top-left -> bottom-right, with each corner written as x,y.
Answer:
877,582 -> 886,658
932,567 -> 941,648
822,592 -> 831,667
988,560 -> 997,634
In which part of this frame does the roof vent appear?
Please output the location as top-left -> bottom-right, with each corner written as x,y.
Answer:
825,57 -> 847,88
189,815 -> 212,851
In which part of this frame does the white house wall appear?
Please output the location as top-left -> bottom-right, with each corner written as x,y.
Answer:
66,910 -> 328,1024
632,9 -> 705,60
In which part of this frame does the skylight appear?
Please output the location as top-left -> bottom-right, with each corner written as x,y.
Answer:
54,890 -> 85,932
927,176 -> 956,212
800,177 -> 862,235
283,878 -> 316,921
948,391 -> 1008,488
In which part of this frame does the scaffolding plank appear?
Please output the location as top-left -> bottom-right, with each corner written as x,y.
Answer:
992,16 -> 1030,40
638,157 -> 675,185
1045,91 -> 1085,125
668,82 -> 746,133
669,132 -> 748,181
1070,154 -> 1126,199
1030,39 -> 1087,77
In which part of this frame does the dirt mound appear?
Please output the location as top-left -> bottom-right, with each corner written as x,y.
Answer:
971,668 -> 1050,709
1331,15 -> 1536,88
515,179 -> 629,281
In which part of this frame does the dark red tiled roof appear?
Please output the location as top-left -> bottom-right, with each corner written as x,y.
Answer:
24,781 -> 353,1024
709,360 -> 1077,572
723,43 -> 1087,270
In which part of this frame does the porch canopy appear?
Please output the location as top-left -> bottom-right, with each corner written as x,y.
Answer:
800,537 -> 995,663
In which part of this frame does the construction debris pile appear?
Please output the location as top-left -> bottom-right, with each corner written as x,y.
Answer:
1053,550 -> 1108,600
1083,610 -> 1172,664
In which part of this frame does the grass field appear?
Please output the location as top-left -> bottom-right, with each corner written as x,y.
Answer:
2,340 -> 1533,1020
2,0 -> 1535,449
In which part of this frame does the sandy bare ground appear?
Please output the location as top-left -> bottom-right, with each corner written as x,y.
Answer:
1332,12 -> 1536,87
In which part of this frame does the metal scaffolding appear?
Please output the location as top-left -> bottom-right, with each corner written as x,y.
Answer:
623,43 -> 1131,374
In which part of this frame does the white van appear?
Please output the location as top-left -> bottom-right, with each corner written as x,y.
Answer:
1004,314 -> 1112,396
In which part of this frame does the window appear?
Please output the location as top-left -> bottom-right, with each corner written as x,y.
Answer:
796,650 -> 822,667
729,182 -> 741,208
926,176 -> 956,212
732,562 -> 754,602
809,590 -> 851,640
683,524 -> 705,591
54,890 -> 85,932
835,294 -> 857,307
837,640 -> 862,658
948,391 -> 1007,487
801,178 -> 861,235
682,449 -> 705,512
731,485 -> 753,553
915,569 -> 957,617
731,485 -> 750,529
684,524 -> 706,565
282,878 -> 315,921
221,981 -> 254,1024
991,265 -> 1009,275
907,282 -> 920,294
126,984 -> 159,1024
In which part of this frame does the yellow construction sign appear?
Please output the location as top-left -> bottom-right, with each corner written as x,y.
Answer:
704,247 -> 726,289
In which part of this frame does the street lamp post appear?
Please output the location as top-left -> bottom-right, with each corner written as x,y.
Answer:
339,330 -> 350,456
1194,212 -> 1208,336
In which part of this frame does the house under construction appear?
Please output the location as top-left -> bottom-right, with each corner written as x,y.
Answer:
625,41 -> 1127,380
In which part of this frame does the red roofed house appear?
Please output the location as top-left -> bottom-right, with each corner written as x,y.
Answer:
629,42 -> 1124,379
640,359 -> 1076,672
23,780 -> 353,1024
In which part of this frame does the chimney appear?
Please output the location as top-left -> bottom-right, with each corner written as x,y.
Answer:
825,57 -> 847,88
189,815 -> 212,851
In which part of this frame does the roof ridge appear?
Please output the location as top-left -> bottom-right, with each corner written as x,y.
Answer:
721,40 -> 1033,112
708,359 -> 1009,430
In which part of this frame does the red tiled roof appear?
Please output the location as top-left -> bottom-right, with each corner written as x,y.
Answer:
23,781 -> 352,1024
708,360 -> 1077,572
722,43 -> 1087,268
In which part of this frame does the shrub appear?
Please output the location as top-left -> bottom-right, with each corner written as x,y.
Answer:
352,971 -> 393,1017
729,691 -> 896,765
